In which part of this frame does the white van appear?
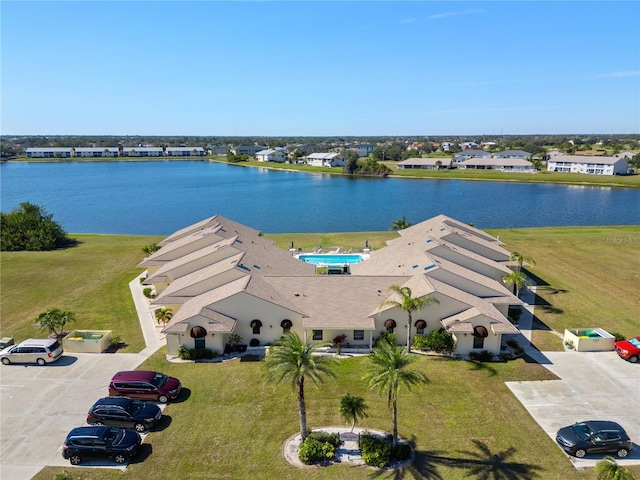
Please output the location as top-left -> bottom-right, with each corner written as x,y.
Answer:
0,338 -> 64,365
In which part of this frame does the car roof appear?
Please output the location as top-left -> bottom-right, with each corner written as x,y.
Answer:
67,426 -> 110,438
18,338 -> 59,347
92,397 -> 135,408
584,420 -> 625,431
110,370 -> 160,382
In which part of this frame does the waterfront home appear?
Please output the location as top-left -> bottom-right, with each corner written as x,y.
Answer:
122,147 -> 164,157
209,145 -> 230,156
139,214 -> 522,358
454,149 -> 491,163
396,158 -> 452,170
166,147 -> 205,157
306,152 -> 345,167
546,154 -> 628,175
255,148 -> 287,163
74,147 -> 120,158
492,150 -> 532,159
231,145 -> 265,156
25,147 -> 73,158
347,144 -> 376,157
458,157 -> 535,172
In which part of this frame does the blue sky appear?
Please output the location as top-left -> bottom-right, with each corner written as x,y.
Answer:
2,1 -> 639,136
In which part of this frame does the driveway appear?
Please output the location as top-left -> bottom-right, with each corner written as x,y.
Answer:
1,275 -> 163,480
506,350 -> 640,468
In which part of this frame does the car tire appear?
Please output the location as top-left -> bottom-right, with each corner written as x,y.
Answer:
617,448 -> 629,458
1,358 -> 10,365
134,423 -> 146,433
157,395 -> 168,403
69,455 -> 82,465
574,449 -> 587,458
114,454 -> 128,464
629,355 -> 638,363
36,358 -> 46,366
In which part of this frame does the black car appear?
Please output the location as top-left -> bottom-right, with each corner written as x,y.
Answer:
61,426 -> 141,465
556,420 -> 632,458
87,396 -> 162,432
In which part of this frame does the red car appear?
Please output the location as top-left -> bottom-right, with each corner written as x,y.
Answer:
614,336 -> 640,363
109,370 -> 182,403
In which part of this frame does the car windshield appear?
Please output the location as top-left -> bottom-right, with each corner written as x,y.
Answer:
105,427 -> 125,445
628,338 -> 640,348
131,400 -> 145,414
150,372 -> 167,388
571,422 -> 593,440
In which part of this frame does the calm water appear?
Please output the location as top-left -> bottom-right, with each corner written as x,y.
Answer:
1,161 -> 638,235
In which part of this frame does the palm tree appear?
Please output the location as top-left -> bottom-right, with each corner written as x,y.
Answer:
362,341 -> 428,446
390,216 -> 412,230
339,393 -> 369,432
595,456 -> 635,480
502,272 -> 531,298
264,332 -> 337,441
509,251 -> 536,272
35,308 -> 76,338
142,243 -> 160,255
381,285 -> 439,353
155,307 -> 173,326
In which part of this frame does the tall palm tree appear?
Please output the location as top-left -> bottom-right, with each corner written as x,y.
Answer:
509,251 -> 536,272
339,393 -> 369,432
381,285 -> 439,353
155,307 -> 173,326
595,456 -> 635,480
502,272 -> 531,298
264,332 -> 337,441
390,216 -> 412,230
362,341 -> 428,446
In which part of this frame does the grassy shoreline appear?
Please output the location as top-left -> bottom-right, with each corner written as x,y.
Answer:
6,156 -> 640,187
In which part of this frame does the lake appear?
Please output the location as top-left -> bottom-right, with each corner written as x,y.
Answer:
1,161 -> 638,235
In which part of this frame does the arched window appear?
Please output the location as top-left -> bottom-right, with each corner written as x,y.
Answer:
384,319 -> 396,333
473,325 -> 488,349
414,319 -> 427,335
250,319 -> 262,335
281,319 -> 293,333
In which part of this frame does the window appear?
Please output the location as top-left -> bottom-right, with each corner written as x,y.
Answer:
415,320 -> 427,335
384,319 -> 396,333
473,336 -> 484,349
353,330 -> 364,341
194,337 -> 205,349
313,330 -> 323,341
250,319 -> 262,335
281,319 -> 293,333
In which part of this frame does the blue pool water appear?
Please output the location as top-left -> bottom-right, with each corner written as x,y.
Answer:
297,254 -> 366,265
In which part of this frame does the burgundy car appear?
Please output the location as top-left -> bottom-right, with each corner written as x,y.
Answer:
614,336 -> 640,363
109,370 -> 182,403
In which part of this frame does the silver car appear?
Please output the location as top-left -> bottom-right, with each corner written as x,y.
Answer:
0,338 -> 63,365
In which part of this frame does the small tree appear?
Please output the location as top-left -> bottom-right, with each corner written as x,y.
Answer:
595,456 -> 635,480
339,393 -> 368,432
390,216 -> 412,230
1,202 -> 70,251
502,271 -> 531,298
35,308 -> 76,338
509,251 -> 535,272
155,307 -> 173,326
142,243 -> 160,255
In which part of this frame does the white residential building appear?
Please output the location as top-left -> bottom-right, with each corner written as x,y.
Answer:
306,152 -> 345,167
546,155 -> 628,175
255,148 -> 287,163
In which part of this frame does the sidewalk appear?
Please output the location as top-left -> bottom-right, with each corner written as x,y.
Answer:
128,272 -> 165,358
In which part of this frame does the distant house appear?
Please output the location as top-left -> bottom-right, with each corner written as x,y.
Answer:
481,141 -> 497,149
74,147 -> 120,158
122,147 -> 164,157
25,147 -> 73,158
255,148 -> 287,163
458,158 -> 535,172
460,142 -> 479,150
546,155 -> 628,175
209,146 -> 230,156
166,147 -> 205,157
492,150 -> 531,159
454,150 -> 491,163
615,151 -> 636,160
396,157 -> 452,170
348,144 -> 376,157
442,142 -> 454,151
231,145 -> 265,156
306,152 -> 345,167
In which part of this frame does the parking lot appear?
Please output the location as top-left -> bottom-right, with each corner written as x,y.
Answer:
507,350 -> 640,469
0,352 -> 148,479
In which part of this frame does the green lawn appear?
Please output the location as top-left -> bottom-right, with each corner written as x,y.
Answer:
3,226 -> 639,479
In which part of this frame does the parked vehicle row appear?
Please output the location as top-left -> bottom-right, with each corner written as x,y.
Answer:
61,370 -> 181,465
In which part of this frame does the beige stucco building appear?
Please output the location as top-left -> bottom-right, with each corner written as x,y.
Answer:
138,214 -> 522,357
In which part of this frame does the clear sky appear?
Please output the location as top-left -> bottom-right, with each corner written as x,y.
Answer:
2,1 -> 639,136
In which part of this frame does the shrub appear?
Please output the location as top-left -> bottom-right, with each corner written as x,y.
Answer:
610,331 -> 626,342
425,328 -> 455,353
228,334 -> 242,346
308,430 -> 341,449
412,334 -> 429,351
249,338 -> 260,347
469,350 -> 495,361
374,331 -> 397,347
1,202 -> 70,251
500,352 -> 514,361
143,287 -> 153,298
333,334 -> 347,345
139,276 -> 147,283
392,443 -> 412,461
298,435 -> 337,464
177,346 -> 219,361
359,432 -> 391,468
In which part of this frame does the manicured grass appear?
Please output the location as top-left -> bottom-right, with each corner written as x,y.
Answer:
487,226 -> 640,346
264,231 -> 399,253
0,234 -> 162,352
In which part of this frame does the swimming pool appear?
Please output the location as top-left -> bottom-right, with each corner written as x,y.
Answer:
295,253 -> 368,265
